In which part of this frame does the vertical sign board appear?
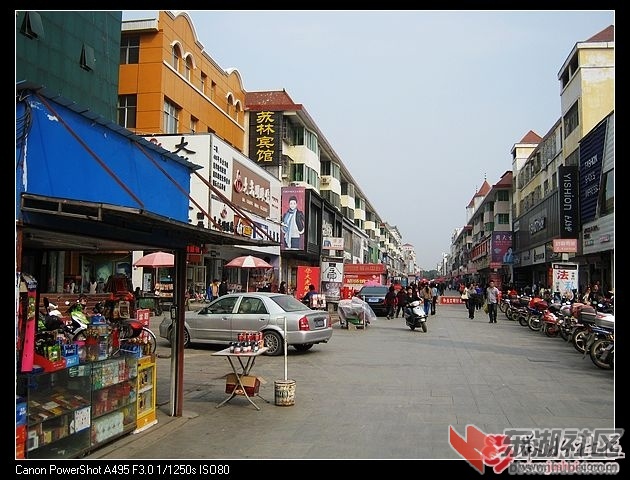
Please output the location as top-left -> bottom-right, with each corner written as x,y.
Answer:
296,266 -> 321,300
248,110 -> 282,166
558,165 -> 579,239
578,119 -> 607,223
552,263 -> 579,299
320,256 -> 344,302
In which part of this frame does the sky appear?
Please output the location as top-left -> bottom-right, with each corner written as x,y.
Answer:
123,10 -> 614,270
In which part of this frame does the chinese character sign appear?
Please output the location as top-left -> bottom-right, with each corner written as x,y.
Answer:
552,263 -> 579,298
492,232 -> 513,264
296,266 -> 320,300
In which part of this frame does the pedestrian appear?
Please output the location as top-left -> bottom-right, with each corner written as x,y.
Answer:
385,285 -> 398,319
279,281 -> 287,294
475,283 -> 483,310
395,287 -> 407,318
302,284 -> 317,305
486,280 -> 500,324
430,282 -> 438,315
421,283 -> 432,316
460,284 -> 469,309
218,276 -> 229,296
465,283 -> 477,319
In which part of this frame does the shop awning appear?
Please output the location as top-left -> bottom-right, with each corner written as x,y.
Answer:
19,193 -> 278,251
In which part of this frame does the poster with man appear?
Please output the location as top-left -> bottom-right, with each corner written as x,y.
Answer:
281,186 -> 306,250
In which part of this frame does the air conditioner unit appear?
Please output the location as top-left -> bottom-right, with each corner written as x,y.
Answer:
281,173 -> 289,179
320,176 -> 331,184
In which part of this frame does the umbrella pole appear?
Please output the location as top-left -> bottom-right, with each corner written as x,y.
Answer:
283,316 -> 288,380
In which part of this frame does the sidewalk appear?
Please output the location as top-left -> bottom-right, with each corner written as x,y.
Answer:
86,301 -> 615,460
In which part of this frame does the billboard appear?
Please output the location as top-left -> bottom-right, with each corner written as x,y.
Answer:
491,232 -> 513,264
552,263 -> 579,299
281,186 -> 306,250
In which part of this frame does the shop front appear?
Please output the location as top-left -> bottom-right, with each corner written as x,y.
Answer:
16,88 -> 277,458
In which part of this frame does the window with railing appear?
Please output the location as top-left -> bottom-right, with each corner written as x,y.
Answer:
497,213 -> 510,225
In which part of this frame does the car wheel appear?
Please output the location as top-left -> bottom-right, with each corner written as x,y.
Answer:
294,343 -> 313,352
169,327 -> 190,348
263,330 -> 283,356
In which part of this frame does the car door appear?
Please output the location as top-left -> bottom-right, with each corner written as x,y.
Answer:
187,296 -> 237,343
230,296 -> 270,341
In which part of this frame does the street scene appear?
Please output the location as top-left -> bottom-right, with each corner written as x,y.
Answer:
16,11 -> 615,470
87,300 -> 615,462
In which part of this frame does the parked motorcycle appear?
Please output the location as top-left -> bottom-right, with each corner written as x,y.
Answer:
583,312 -> 614,370
404,300 -> 428,332
39,296 -> 89,342
63,297 -> 90,341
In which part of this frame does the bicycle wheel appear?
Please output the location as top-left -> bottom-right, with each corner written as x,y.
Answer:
142,327 -> 157,354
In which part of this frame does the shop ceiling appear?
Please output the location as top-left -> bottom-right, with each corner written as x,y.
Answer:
19,193 -> 278,253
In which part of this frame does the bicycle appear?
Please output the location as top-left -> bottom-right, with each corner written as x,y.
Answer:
111,319 -> 157,356
93,301 -> 157,356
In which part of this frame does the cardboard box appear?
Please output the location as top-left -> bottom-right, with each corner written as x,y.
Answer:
225,373 -> 260,396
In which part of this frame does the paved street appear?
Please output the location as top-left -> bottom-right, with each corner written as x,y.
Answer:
87,300 -> 615,460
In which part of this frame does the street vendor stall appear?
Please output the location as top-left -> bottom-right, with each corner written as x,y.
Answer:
337,297 -> 376,329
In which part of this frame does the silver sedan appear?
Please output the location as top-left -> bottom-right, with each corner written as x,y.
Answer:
159,292 -> 333,356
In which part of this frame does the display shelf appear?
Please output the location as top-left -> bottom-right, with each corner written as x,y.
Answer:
17,355 -> 141,458
135,355 -> 158,432
90,357 -> 138,450
17,365 -> 92,459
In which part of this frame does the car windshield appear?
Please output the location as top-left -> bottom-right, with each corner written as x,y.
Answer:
272,294 -> 312,312
358,287 -> 387,295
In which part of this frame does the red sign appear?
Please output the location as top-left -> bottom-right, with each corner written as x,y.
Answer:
553,238 -> 578,253
136,309 -> 150,327
343,264 -> 386,274
296,266 -> 321,299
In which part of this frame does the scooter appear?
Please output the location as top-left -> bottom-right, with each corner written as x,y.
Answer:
63,297 -> 90,341
404,300 -> 428,332
40,297 -> 89,342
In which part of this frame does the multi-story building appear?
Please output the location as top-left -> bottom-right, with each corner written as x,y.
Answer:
449,25 -> 614,294
510,25 -> 614,292
121,10 -> 409,294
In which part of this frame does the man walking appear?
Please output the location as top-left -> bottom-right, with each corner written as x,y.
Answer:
486,280 -> 500,324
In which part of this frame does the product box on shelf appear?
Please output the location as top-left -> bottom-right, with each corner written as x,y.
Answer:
16,400 -> 27,426
16,424 -> 27,458
120,343 -> 143,358
64,354 -> 80,367
32,353 -> 66,373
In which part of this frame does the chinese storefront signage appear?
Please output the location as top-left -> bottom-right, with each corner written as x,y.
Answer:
248,110 -> 282,166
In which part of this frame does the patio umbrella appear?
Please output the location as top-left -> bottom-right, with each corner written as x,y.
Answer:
133,251 -> 174,268
224,255 -> 272,292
